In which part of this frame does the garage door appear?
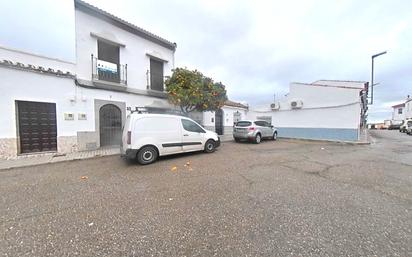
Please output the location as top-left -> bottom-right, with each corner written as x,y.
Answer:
17,101 -> 57,153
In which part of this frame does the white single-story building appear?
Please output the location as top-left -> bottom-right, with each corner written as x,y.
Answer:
247,80 -> 369,142
202,100 -> 249,136
391,103 -> 405,122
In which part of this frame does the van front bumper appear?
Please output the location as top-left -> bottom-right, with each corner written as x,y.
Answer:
121,149 -> 138,159
215,137 -> 221,148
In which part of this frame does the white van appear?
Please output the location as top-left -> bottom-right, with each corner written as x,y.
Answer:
121,113 -> 220,164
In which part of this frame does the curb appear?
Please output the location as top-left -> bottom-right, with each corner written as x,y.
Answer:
0,151 -> 120,171
276,137 -> 371,145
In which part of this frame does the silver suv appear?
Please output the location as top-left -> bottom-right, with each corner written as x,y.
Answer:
233,120 -> 278,143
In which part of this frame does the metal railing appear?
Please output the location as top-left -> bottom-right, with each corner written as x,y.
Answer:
91,54 -> 127,85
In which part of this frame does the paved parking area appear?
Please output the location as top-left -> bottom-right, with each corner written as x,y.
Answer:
1,130 -> 411,256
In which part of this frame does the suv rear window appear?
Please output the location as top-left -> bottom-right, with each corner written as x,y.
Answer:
236,121 -> 252,127
254,121 -> 268,127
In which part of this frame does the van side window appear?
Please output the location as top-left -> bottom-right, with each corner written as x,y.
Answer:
181,119 -> 205,133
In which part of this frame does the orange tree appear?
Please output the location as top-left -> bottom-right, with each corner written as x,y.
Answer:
165,67 -> 227,114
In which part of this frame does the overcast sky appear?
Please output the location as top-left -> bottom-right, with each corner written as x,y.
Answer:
1,0 -> 411,122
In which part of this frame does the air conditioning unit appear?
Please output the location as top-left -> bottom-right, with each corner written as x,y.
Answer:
270,102 -> 280,110
290,99 -> 303,109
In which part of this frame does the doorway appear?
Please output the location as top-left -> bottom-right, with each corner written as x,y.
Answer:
215,109 -> 224,135
17,101 -> 57,153
99,104 -> 122,147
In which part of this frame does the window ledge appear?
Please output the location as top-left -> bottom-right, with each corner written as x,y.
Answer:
92,79 -> 127,90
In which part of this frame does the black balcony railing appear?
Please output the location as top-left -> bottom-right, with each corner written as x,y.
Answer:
92,54 -> 127,85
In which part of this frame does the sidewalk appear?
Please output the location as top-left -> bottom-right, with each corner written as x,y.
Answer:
358,128 -> 371,145
0,137 -> 235,170
0,147 -> 120,170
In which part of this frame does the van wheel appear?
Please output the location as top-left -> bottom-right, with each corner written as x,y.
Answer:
272,132 -> 278,141
204,140 -> 216,153
254,133 -> 261,144
137,146 -> 158,165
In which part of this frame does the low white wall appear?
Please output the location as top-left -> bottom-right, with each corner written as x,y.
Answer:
203,106 -> 248,127
248,104 -> 360,129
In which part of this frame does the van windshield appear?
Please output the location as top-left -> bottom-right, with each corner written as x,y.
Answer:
236,121 -> 252,127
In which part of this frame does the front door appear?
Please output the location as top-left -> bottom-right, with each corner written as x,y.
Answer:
215,109 -> 224,135
17,101 -> 57,153
100,104 -> 122,147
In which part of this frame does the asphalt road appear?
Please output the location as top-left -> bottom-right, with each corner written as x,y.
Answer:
1,130 -> 411,257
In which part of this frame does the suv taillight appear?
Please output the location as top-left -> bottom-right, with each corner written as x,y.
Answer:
127,131 -> 131,144
248,127 -> 256,131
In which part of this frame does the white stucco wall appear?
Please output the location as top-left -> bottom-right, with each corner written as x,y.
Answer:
392,106 -> 405,121
0,67 -> 75,139
1,70 -> 172,155
248,83 -> 362,130
0,67 -> 171,138
74,9 -> 175,90
249,104 -> 360,129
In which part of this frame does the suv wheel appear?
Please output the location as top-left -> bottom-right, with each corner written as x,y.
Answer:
254,133 -> 261,144
137,146 -> 158,165
272,132 -> 278,141
204,140 -> 216,153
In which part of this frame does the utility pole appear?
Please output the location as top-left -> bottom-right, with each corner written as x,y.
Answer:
370,51 -> 387,105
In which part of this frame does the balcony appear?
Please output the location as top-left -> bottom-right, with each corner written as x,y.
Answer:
92,55 -> 127,86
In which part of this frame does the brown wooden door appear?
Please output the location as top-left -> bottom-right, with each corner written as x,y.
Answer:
17,101 -> 57,153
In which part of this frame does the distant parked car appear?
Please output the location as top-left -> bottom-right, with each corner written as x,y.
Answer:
406,120 -> 412,135
233,120 -> 277,143
388,124 -> 401,130
121,113 -> 220,165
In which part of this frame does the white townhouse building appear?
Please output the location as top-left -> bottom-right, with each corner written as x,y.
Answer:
0,0 -> 179,157
248,80 -> 369,142
0,0 -> 249,158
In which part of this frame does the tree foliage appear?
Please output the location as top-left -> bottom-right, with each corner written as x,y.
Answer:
165,67 -> 228,113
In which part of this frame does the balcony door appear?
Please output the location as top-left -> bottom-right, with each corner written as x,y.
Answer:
150,58 -> 164,91
97,40 -> 120,83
